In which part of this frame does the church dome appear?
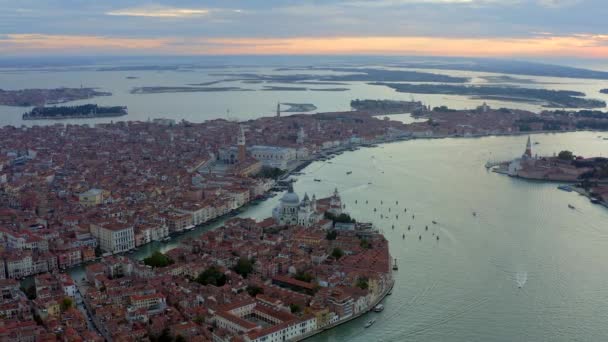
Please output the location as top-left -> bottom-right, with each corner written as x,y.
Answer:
281,191 -> 300,205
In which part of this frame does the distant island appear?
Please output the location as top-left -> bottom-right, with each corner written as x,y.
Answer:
372,83 -> 606,109
351,99 -> 426,114
480,75 -> 544,84
0,87 -> 111,107
212,68 -> 468,84
130,86 -> 251,94
262,86 -> 308,91
281,103 -> 317,112
22,104 -> 127,120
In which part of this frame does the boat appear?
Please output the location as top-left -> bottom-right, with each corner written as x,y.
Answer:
534,142 -> 540,145
161,237 -> 171,243
364,319 -> 376,328
590,197 -> 601,204
432,220 -> 437,224
314,179 -> 321,182
472,211 -> 477,217
346,171 -> 352,175
568,204 -> 575,209
373,304 -> 384,312
185,225 -> 195,231
392,258 -> 398,271
558,185 -> 573,192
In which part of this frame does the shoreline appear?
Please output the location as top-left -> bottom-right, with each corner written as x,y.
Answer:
297,279 -> 395,341
25,127 -> 608,283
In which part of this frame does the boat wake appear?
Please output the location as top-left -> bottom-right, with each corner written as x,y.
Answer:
515,272 -> 527,288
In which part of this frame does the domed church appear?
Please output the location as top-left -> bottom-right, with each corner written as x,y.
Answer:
272,184 -> 340,227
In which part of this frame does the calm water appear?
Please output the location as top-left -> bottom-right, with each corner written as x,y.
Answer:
1,66 -> 608,127
67,132 -> 608,341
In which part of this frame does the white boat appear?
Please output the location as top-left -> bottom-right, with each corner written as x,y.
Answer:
364,319 -> 376,328
373,304 -> 384,312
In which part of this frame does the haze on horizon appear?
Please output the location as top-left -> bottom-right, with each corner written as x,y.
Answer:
0,0 -> 607,59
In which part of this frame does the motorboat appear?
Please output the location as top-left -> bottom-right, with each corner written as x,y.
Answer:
346,171 -> 352,175
365,319 -> 376,328
568,204 -> 575,209
373,304 -> 384,312
432,220 -> 437,224
314,179 -> 322,182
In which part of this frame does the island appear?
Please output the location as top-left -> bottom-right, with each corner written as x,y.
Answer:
372,83 -> 607,109
212,68 -> 469,84
261,86 -> 308,91
490,138 -> 608,207
0,87 -> 111,107
351,99 -> 427,114
130,86 -> 251,94
22,104 -> 128,120
281,103 -> 318,112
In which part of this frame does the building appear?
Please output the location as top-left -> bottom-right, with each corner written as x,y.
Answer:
78,188 -> 104,206
508,136 -> 535,176
90,222 -> 135,254
249,145 -> 297,170
273,186 -> 323,227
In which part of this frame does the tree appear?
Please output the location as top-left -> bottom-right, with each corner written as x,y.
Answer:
558,150 -> 574,161
294,271 -> 313,283
196,266 -> 227,287
144,251 -> 174,268
331,247 -> 344,260
60,297 -> 73,312
233,258 -> 254,278
175,335 -> 186,342
20,285 -> 36,300
324,212 -> 355,224
246,285 -> 263,297
95,245 -> 103,257
360,239 -> 372,249
289,303 -> 302,314
326,230 -> 338,240
356,277 -> 369,290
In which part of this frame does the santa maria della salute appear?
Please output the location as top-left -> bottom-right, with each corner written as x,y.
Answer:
273,185 -> 343,227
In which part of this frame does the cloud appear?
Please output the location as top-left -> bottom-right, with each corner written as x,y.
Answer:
3,33 -> 608,58
537,0 -> 583,8
106,5 -> 212,18
343,0 -> 519,7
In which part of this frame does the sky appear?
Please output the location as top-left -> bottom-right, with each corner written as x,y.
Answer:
0,0 -> 607,58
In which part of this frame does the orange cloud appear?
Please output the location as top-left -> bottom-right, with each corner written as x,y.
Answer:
196,35 -> 608,58
1,34 -> 170,51
2,34 -> 608,58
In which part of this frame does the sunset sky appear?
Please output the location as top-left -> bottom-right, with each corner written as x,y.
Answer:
1,0 -> 607,58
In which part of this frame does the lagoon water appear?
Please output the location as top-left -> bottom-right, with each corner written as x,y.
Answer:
1,65 -> 608,127
66,132 -> 608,342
